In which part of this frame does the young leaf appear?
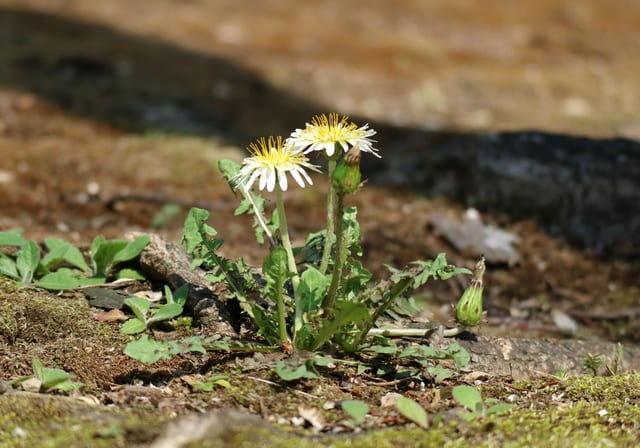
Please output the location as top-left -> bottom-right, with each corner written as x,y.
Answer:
35,269 -> 87,290
166,284 -> 188,306
311,301 -> 370,351
486,403 -> 514,416
123,297 -> 150,324
448,343 -> 471,368
32,358 -> 45,381
123,335 -> 170,364
395,396 -> 429,429
217,159 -> 242,188
341,400 -> 369,425
120,318 -> 147,335
116,268 -> 146,280
112,235 -> 150,264
411,253 -> 472,289
294,266 -> 330,333
250,302 -> 281,345
39,368 -> 75,391
16,240 -> 40,284
187,375 -> 231,391
182,208 -> 217,255
274,360 -> 320,381
263,246 -> 290,344
148,303 -> 184,325
0,252 -> 19,279
92,239 -> 128,277
42,237 -> 91,272
452,385 -> 483,413
427,364 -> 454,381
0,228 -> 26,246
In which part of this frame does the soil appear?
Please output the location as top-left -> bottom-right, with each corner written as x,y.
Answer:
1,1 -> 640,447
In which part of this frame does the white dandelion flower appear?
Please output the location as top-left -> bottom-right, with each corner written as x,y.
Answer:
236,136 -> 321,192
287,112 -> 380,158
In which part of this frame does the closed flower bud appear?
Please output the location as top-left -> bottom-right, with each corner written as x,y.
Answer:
332,145 -> 362,194
455,256 -> 485,327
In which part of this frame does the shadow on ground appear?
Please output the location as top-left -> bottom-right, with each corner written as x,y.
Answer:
1,7 -> 639,258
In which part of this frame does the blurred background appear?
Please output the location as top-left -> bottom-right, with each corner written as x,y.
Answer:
2,0 -> 639,139
1,0 -> 640,341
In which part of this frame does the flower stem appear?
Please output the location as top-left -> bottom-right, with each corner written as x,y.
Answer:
323,192 -> 346,315
241,185 -> 276,248
319,159 -> 337,274
275,186 -> 299,293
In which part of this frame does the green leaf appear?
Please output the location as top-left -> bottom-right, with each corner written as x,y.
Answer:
32,358 -> 45,381
448,343 -> 471,368
274,360 -> 320,381
399,344 -> 445,359
427,364 -> 454,381
250,302 -> 280,345
218,159 -> 242,188
116,268 -> 146,280
39,368 -> 75,390
16,240 -> 40,284
0,228 -> 26,246
452,385 -> 483,412
182,208 -> 217,255
35,269 -> 86,290
120,318 -> 147,335
341,400 -> 369,425
31,358 -> 80,392
0,252 -> 19,279
123,297 -> 150,324
395,396 -> 429,429
187,375 -> 231,391
123,335 -> 169,364
311,301 -> 370,351
486,403 -> 514,416
165,284 -> 188,306
42,237 -> 91,272
113,235 -> 150,264
148,303 -> 184,325
91,239 -> 128,277
294,266 -> 330,333
341,207 -> 363,257
411,254 -> 472,289
151,203 -> 181,228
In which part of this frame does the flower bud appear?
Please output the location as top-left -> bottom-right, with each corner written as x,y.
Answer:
332,145 -> 362,194
454,256 -> 485,327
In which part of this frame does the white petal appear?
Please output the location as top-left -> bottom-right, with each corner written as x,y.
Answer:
289,168 -> 305,188
278,169 -> 288,191
266,167 -> 276,192
298,167 -> 313,186
324,143 -> 335,157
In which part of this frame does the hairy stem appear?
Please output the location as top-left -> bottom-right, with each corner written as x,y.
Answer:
275,186 -> 299,293
319,159 -> 337,274
323,192 -> 346,315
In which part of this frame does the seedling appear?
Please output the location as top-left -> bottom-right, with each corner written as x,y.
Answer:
452,385 -> 514,420
120,285 -> 188,334
9,358 -> 82,393
0,229 -> 149,290
341,400 -> 369,426
395,396 -> 429,429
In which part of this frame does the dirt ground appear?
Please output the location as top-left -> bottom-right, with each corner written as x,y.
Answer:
1,1 -> 640,446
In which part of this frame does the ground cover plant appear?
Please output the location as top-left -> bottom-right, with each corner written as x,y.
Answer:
119,114 -> 485,372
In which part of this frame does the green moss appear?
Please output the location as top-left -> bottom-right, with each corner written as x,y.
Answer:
564,373 -> 640,402
0,393 -> 166,448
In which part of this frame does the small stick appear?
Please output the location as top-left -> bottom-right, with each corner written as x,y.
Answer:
367,325 -> 466,338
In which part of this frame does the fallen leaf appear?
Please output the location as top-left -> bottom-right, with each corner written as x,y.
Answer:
92,309 -> 128,322
297,405 -> 326,431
